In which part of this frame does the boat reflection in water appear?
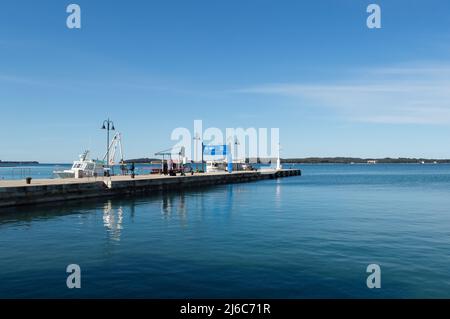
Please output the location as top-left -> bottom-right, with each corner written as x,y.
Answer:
103,200 -> 123,242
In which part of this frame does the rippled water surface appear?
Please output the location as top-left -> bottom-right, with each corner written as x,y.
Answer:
1,164 -> 450,298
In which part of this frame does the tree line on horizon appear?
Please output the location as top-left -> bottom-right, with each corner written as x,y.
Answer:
123,157 -> 450,164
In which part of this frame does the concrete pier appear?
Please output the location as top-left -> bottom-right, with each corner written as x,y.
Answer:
0,169 -> 301,208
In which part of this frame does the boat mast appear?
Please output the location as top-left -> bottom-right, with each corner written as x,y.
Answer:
103,132 -> 124,166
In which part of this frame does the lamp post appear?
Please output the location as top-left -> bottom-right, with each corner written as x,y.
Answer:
101,118 -> 115,171
193,134 -> 203,172
276,142 -> 282,170
234,137 -> 240,162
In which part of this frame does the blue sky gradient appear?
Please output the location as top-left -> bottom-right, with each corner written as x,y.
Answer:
1,0 -> 450,162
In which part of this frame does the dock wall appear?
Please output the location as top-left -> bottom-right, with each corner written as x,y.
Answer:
0,169 -> 301,208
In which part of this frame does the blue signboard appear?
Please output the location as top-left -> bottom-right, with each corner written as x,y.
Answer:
203,145 -> 227,156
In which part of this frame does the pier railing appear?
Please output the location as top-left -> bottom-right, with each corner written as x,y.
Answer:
11,168 -> 32,180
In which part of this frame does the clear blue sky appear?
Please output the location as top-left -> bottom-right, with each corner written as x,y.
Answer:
1,0 -> 450,162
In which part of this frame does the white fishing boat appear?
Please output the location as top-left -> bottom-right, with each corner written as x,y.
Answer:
54,132 -> 125,179
54,150 -> 106,179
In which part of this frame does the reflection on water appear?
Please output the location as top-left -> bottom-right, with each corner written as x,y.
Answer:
103,200 -> 123,242
275,178 -> 282,207
161,192 -> 188,226
0,189 -> 203,227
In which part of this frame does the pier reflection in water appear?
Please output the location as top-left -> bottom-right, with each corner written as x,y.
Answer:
0,184 -> 245,298
161,192 -> 187,222
0,185 -> 241,247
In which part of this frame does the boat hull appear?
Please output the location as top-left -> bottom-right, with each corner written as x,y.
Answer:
53,171 -> 75,179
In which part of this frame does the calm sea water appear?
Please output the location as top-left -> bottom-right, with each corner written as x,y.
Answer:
1,164 -> 450,298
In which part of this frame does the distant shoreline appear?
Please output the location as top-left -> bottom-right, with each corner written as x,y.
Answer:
281,157 -> 450,164
125,157 -> 450,165
0,161 -> 39,167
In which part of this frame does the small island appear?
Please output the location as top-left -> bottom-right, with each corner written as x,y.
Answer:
123,158 -> 162,164
0,160 -> 39,166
